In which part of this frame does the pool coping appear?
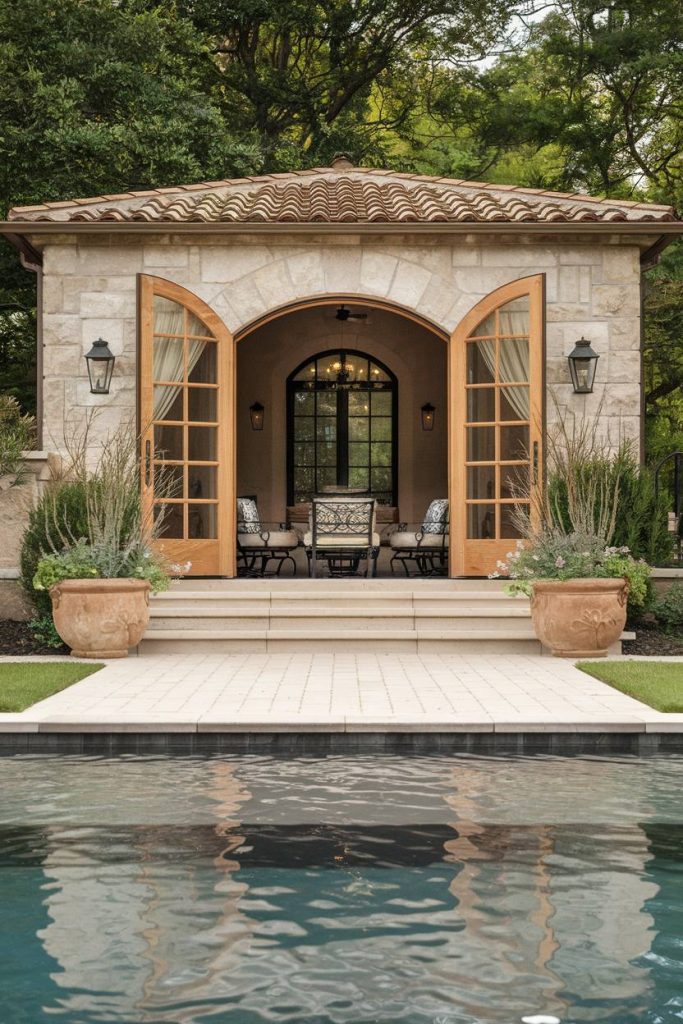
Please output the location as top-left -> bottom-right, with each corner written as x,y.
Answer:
2,652 -> 681,754
1,729 -> 682,755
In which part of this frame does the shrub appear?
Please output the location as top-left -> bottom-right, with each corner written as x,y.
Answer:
547,441 -> 672,566
652,583 -> 683,635
21,421 -> 177,615
20,480 -> 91,616
0,395 -> 36,485
500,410 -> 653,615
29,615 -> 65,650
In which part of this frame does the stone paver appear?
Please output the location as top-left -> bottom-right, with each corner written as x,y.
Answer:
0,653 -> 681,732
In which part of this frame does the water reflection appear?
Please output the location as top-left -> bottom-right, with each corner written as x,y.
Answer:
39,760 -> 254,1022
443,763 -> 657,1022
0,755 -> 680,1024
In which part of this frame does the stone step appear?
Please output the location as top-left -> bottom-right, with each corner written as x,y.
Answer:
138,628 -> 541,655
143,579 -> 538,652
151,593 -> 525,613
149,602 -> 532,626
163,577 -> 511,592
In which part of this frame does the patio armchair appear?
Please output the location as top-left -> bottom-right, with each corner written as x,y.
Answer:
236,497 -> 299,577
389,499 -> 449,577
304,497 -> 380,578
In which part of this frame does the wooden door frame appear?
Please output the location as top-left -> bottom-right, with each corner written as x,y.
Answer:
449,274 -> 545,577
138,274 -> 236,576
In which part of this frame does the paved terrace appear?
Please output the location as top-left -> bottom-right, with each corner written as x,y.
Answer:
0,653 -> 681,734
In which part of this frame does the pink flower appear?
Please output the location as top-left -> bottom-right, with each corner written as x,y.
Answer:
555,556 -> 566,568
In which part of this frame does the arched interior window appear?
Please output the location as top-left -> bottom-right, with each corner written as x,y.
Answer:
287,349 -> 397,506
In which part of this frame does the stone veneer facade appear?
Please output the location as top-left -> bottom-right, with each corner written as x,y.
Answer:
38,233 -> 643,458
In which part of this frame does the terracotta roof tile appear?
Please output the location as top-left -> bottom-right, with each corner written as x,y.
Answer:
8,165 -> 677,224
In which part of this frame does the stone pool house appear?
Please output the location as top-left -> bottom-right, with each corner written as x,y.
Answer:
1,157 -> 680,649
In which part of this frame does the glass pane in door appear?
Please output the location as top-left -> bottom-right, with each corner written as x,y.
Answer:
464,297 -> 532,540
151,294 -> 219,542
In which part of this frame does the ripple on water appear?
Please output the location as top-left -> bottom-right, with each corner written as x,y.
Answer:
0,753 -> 681,1023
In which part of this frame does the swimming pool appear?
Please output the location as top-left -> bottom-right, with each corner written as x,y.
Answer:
1,754 -> 682,1023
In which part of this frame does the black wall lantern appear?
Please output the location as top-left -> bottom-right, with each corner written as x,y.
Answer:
84,338 -> 116,394
249,401 -> 265,431
421,402 -> 436,431
567,336 -> 600,394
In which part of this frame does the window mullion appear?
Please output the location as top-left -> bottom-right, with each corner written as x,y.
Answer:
338,387 -> 348,488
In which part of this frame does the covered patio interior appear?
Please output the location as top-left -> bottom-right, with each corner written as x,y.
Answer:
236,300 -> 449,577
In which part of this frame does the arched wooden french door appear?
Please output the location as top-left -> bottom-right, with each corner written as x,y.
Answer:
139,276 -> 235,576
449,275 -> 544,577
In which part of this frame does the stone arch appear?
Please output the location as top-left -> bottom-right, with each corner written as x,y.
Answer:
197,245 -> 455,338
235,294 -> 449,344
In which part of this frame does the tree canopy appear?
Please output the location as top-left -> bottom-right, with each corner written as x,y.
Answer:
0,0 -> 681,455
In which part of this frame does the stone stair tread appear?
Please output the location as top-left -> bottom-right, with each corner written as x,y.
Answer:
149,606 -> 530,618
143,627 -> 537,641
152,592 -> 524,603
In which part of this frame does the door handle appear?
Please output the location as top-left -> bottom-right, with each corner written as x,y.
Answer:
532,441 -> 539,487
145,439 -> 152,487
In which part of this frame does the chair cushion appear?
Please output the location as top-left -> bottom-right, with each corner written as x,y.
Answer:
304,531 -> 381,549
421,498 -> 449,534
390,531 -> 449,550
238,530 -> 299,550
237,497 -> 261,533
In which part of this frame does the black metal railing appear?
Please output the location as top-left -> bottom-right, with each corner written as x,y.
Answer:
654,451 -> 683,564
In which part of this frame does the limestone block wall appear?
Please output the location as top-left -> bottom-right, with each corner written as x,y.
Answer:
0,452 -> 53,619
39,234 -> 644,459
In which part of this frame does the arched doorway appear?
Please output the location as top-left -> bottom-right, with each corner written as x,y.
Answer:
236,299 -> 447,576
286,348 -> 398,507
139,281 -> 543,577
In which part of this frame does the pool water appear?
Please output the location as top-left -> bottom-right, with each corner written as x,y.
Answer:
1,754 -> 682,1024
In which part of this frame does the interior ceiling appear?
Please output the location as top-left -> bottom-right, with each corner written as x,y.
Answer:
239,302 -> 442,345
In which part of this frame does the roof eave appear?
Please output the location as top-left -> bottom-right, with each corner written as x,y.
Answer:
2,219 -> 680,269
3,218 -> 681,232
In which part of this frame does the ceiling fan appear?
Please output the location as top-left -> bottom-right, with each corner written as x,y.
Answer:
332,304 -> 368,322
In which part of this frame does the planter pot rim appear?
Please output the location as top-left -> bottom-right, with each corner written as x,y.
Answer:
49,578 -> 151,596
531,577 -> 627,593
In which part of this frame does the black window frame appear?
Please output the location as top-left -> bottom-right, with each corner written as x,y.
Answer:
287,348 -> 398,506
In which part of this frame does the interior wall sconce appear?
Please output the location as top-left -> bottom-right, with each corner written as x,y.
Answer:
249,401 -> 265,430
567,336 -> 600,394
421,402 -> 436,431
84,338 -> 116,395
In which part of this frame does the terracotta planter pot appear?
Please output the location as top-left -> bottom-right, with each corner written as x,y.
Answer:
50,578 -> 151,658
530,578 -> 629,658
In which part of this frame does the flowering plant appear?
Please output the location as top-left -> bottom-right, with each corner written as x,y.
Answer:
497,530 -> 650,608
34,538 -> 171,594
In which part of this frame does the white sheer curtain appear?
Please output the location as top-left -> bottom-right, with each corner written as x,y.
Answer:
476,304 -> 530,420
153,297 -> 208,420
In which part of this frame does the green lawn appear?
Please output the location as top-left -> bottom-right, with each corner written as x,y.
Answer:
0,662 -> 102,712
577,661 -> 683,713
